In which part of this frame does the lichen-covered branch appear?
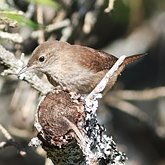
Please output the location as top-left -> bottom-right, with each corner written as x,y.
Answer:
0,44 -> 52,94
83,56 -> 127,164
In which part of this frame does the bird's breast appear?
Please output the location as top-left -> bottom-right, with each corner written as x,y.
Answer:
45,63 -> 105,94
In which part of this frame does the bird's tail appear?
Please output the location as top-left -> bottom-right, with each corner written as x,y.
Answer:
123,53 -> 147,65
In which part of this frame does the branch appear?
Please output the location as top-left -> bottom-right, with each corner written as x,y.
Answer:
83,56 -> 127,164
112,87 -> 165,101
86,55 -> 126,101
0,124 -> 26,156
0,31 -> 23,43
104,0 -> 116,13
0,44 -> 52,94
104,95 -> 151,124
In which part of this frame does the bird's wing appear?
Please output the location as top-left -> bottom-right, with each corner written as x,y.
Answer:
72,45 -> 146,73
72,45 -> 118,73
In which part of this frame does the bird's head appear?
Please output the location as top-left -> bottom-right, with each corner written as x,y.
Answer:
19,40 -> 69,75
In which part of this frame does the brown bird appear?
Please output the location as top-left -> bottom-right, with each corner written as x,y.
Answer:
20,40 -> 145,94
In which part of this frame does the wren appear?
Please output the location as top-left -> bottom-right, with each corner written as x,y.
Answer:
20,40 -> 145,94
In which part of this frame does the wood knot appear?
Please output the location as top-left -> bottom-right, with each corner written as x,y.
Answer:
37,87 -> 85,147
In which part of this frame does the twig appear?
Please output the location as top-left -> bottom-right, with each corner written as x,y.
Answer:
87,55 -> 126,101
0,31 -> 23,43
83,12 -> 96,34
36,5 -> 45,44
46,19 -> 70,32
25,3 -> 35,18
31,19 -> 70,39
0,124 -> 12,140
104,0 -> 116,13
104,95 -> 151,124
0,124 -> 26,156
112,87 -> 165,101
60,26 -> 72,41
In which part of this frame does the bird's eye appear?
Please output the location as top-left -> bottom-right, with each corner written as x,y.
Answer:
38,56 -> 45,62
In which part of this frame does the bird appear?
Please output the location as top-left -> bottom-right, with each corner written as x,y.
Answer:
19,40 -> 145,94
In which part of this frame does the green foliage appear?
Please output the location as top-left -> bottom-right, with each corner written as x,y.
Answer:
0,11 -> 39,30
27,0 -> 60,9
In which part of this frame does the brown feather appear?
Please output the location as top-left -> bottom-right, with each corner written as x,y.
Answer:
70,45 -> 118,72
123,53 -> 147,65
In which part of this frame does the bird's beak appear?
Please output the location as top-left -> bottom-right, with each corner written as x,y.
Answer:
18,65 -> 33,76
18,64 -> 39,76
